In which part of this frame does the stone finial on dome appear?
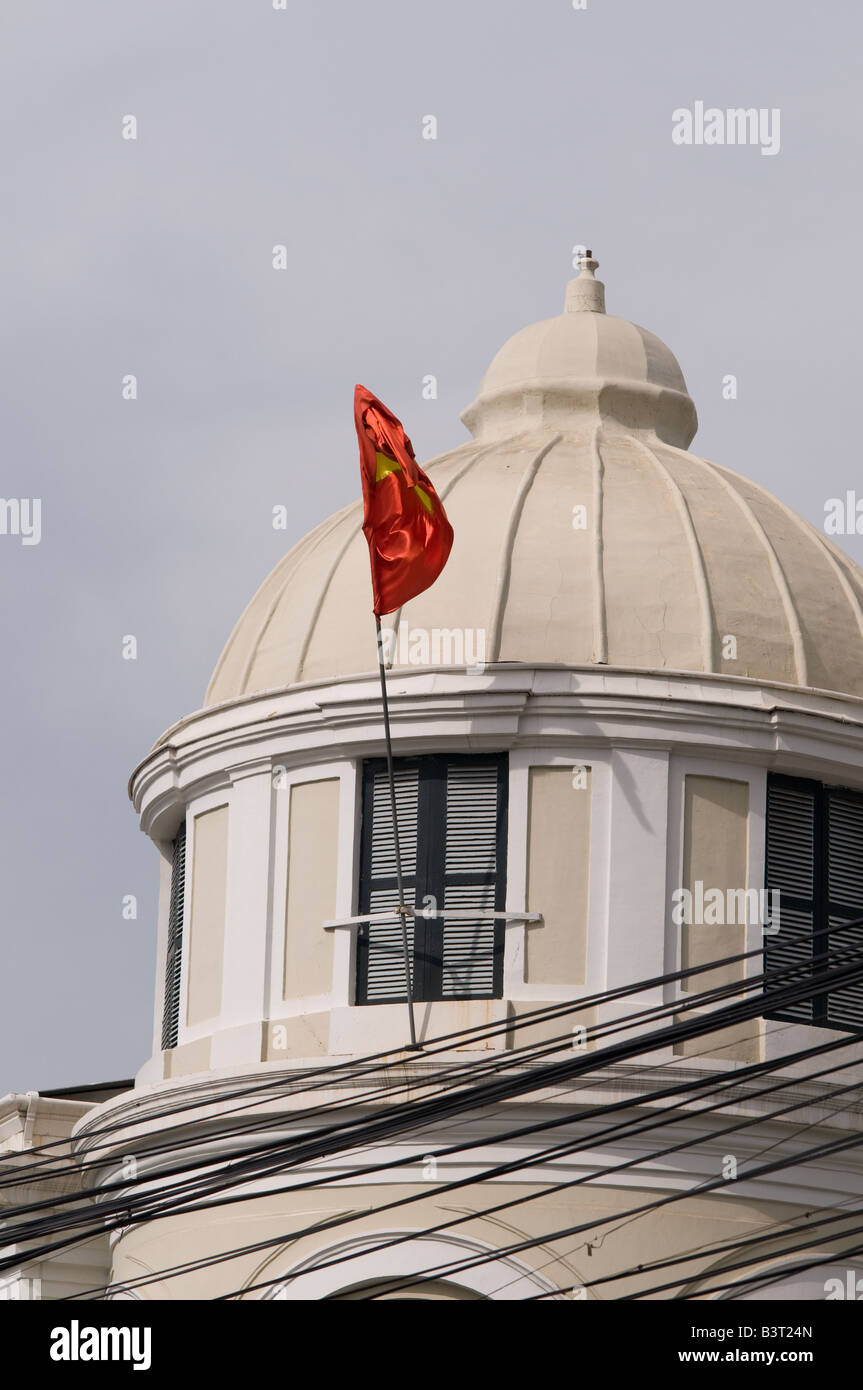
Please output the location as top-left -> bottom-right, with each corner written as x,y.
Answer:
565,249 -> 606,314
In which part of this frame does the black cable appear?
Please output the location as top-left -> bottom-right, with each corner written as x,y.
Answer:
12,910 -> 858,1173
6,920 -> 857,1201
527,1202 -> 863,1300
13,941 -> 861,1246
45,1017 -> 818,1295
7,936 -> 863,1295
625,1222 -> 863,1300
72,1032 -> 863,1299
218,1045 -> 863,1300
347,1123 -> 863,1301
16,995 -> 858,1283
672,1237 -> 863,1301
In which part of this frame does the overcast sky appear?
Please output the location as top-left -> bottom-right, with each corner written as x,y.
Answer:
2,0 -> 861,1094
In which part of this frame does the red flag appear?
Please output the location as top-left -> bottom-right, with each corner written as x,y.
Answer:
355,384 -> 454,616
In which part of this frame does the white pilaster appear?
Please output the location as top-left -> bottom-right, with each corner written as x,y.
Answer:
209,763 -> 273,1069
604,747 -> 670,997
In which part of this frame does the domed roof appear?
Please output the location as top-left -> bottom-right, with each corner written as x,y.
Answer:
460,254 -> 697,449
205,257 -> 863,706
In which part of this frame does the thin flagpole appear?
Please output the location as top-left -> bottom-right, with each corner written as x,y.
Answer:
375,614 -> 419,1050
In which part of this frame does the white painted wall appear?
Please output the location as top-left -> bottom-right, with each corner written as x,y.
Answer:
130,665 -> 863,1081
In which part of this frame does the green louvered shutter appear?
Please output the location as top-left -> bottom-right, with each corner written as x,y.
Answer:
825,790 -> 863,1030
356,766 -> 420,1004
764,777 -> 819,1024
357,755 -> 507,1003
440,762 -> 504,998
765,775 -> 863,1031
161,822 -> 187,1049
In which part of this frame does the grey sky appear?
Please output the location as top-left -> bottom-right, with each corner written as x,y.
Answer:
2,0 -> 860,1093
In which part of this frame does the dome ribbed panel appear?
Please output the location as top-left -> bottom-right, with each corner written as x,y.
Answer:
204,507 -> 354,706
205,429 -> 863,703
534,310 -> 602,383
294,524 -> 376,683
632,324 -> 690,393
600,433 -> 705,671
651,443 -> 799,685
496,432 -> 596,665
710,462 -> 863,696
592,316 -> 646,386
822,538 -> 863,631
627,437 -> 716,670
234,505 -> 361,697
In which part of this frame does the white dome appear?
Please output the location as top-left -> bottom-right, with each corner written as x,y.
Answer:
206,259 -> 863,706
461,256 -> 697,447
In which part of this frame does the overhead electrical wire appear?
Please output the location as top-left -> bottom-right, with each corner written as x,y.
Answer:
218,1047 -> 863,1300
507,1067 -> 863,1298
3,926 -> 862,1300
346,1120 -> 863,1300
13,1017 -> 863,1299
23,1013 -> 816,1295
664,1238 -> 863,1301
6,940 -> 862,1255
70,1031 -> 863,1299
6,947 -> 863,1265
4,917 -> 858,1203
526,1198 -> 863,1300
8,911 -> 857,1179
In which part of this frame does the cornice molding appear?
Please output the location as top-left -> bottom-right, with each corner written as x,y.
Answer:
128,666 -> 863,838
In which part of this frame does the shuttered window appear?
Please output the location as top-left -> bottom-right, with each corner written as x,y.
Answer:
765,775 -> 863,1031
161,822 -> 187,1050
356,755 -> 507,1004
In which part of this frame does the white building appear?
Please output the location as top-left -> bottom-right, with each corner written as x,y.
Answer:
4,255 -> 863,1301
